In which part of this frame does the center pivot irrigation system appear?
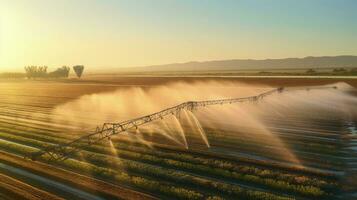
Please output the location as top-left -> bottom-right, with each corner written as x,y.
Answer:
28,86 -> 337,162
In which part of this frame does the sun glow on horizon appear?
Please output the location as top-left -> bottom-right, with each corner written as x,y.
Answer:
1,0 -> 357,72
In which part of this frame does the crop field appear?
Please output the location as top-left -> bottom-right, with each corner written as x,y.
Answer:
0,77 -> 356,200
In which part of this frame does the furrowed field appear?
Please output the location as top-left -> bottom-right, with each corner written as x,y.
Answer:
0,77 -> 356,200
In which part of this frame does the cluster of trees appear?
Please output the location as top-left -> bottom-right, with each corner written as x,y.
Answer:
306,67 -> 357,75
47,66 -> 70,78
73,65 -> 84,78
333,67 -> 357,75
24,65 -> 84,79
24,66 -> 48,78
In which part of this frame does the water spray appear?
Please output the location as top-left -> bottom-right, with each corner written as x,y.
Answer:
27,86 -> 337,162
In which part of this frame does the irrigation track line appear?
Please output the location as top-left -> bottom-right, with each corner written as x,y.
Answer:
0,163 -> 106,200
0,173 -> 64,200
29,86 -> 337,161
0,151 -> 157,200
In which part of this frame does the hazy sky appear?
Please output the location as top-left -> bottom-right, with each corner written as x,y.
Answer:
1,0 -> 357,72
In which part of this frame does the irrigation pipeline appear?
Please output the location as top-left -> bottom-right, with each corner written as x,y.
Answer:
27,86 -> 337,162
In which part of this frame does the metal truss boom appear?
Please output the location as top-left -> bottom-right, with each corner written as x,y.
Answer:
28,86 -> 336,161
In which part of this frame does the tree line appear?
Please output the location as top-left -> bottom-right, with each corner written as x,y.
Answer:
306,67 -> 357,74
0,73 -> 26,79
24,65 -> 84,79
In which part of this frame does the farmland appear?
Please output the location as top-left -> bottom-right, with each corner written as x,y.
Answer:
0,77 -> 356,200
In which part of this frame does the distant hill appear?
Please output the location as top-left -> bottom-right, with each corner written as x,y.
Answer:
124,56 -> 357,72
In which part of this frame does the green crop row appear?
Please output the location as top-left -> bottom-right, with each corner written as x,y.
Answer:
206,134 -> 344,168
0,127 -> 333,190
0,121 -> 338,178
0,138 -> 204,200
0,131 -> 329,198
109,137 -> 339,179
205,129 -> 343,156
0,127 -> 337,190
81,151 -> 325,199
111,142 -> 336,190
0,138 -> 294,200
0,117 -> 341,179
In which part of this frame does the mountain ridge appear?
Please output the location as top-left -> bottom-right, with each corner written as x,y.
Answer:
122,55 -> 357,72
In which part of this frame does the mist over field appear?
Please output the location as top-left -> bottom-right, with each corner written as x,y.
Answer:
48,81 -> 356,166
